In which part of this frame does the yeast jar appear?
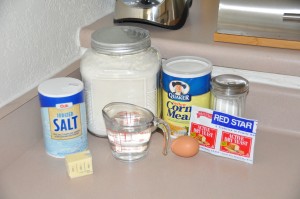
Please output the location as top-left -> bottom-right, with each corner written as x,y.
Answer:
80,26 -> 161,137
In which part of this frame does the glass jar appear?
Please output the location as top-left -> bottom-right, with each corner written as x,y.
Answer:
80,26 -> 161,137
210,74 -> 249,117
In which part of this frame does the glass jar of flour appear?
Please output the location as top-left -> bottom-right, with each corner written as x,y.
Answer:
80,26 -> 161,137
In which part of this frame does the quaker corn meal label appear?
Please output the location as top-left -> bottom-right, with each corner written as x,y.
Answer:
189,106 -> 258,164
162,56 -> 212,139
38,77 -> 88,158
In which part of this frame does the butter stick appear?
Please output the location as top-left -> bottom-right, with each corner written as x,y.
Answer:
65,150 -> 93,178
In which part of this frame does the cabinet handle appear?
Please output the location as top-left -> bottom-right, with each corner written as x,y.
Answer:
283,13 -> 300,22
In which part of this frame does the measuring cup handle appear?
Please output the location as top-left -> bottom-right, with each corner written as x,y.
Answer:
154,117 -> 170,156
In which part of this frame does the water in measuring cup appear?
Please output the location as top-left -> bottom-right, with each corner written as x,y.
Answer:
107,127 -> 152,162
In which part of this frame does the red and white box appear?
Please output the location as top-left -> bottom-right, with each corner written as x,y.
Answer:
189,106 -> 258,164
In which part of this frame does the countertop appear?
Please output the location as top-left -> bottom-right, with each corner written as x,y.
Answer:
1,0 -> 300,198
1,68 -> 300,199
1,128 -> 300,199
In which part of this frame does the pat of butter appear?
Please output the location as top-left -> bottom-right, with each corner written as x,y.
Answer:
65,150 -> 93,178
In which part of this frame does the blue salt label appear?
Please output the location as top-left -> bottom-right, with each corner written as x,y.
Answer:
38,78 -> 87,158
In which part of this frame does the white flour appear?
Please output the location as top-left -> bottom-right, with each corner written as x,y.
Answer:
80,48 -> 161,137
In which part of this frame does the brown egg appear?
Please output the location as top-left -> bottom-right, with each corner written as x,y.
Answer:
171,136 -> 199,157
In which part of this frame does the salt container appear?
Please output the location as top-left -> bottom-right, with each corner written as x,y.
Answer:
38,77 -> 88,158
210,74 -> 249,117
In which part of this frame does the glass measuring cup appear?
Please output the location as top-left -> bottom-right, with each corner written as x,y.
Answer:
102,102 -> 170,162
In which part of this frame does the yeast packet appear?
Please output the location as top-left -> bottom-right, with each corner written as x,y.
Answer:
189,106 -> 258,164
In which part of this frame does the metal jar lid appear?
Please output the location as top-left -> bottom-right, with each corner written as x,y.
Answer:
211,74 -> 249,96
91,26 -> 151,55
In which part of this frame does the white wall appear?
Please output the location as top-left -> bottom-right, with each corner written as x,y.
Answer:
0,0 -> 115,108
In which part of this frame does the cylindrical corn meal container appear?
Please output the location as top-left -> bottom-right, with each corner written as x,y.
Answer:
162,56 -> 212,139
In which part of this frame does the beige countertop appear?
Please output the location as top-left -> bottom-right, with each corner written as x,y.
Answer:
1,68 -> 300,199
1,1 -> 300,198
1,128 -> 300,199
